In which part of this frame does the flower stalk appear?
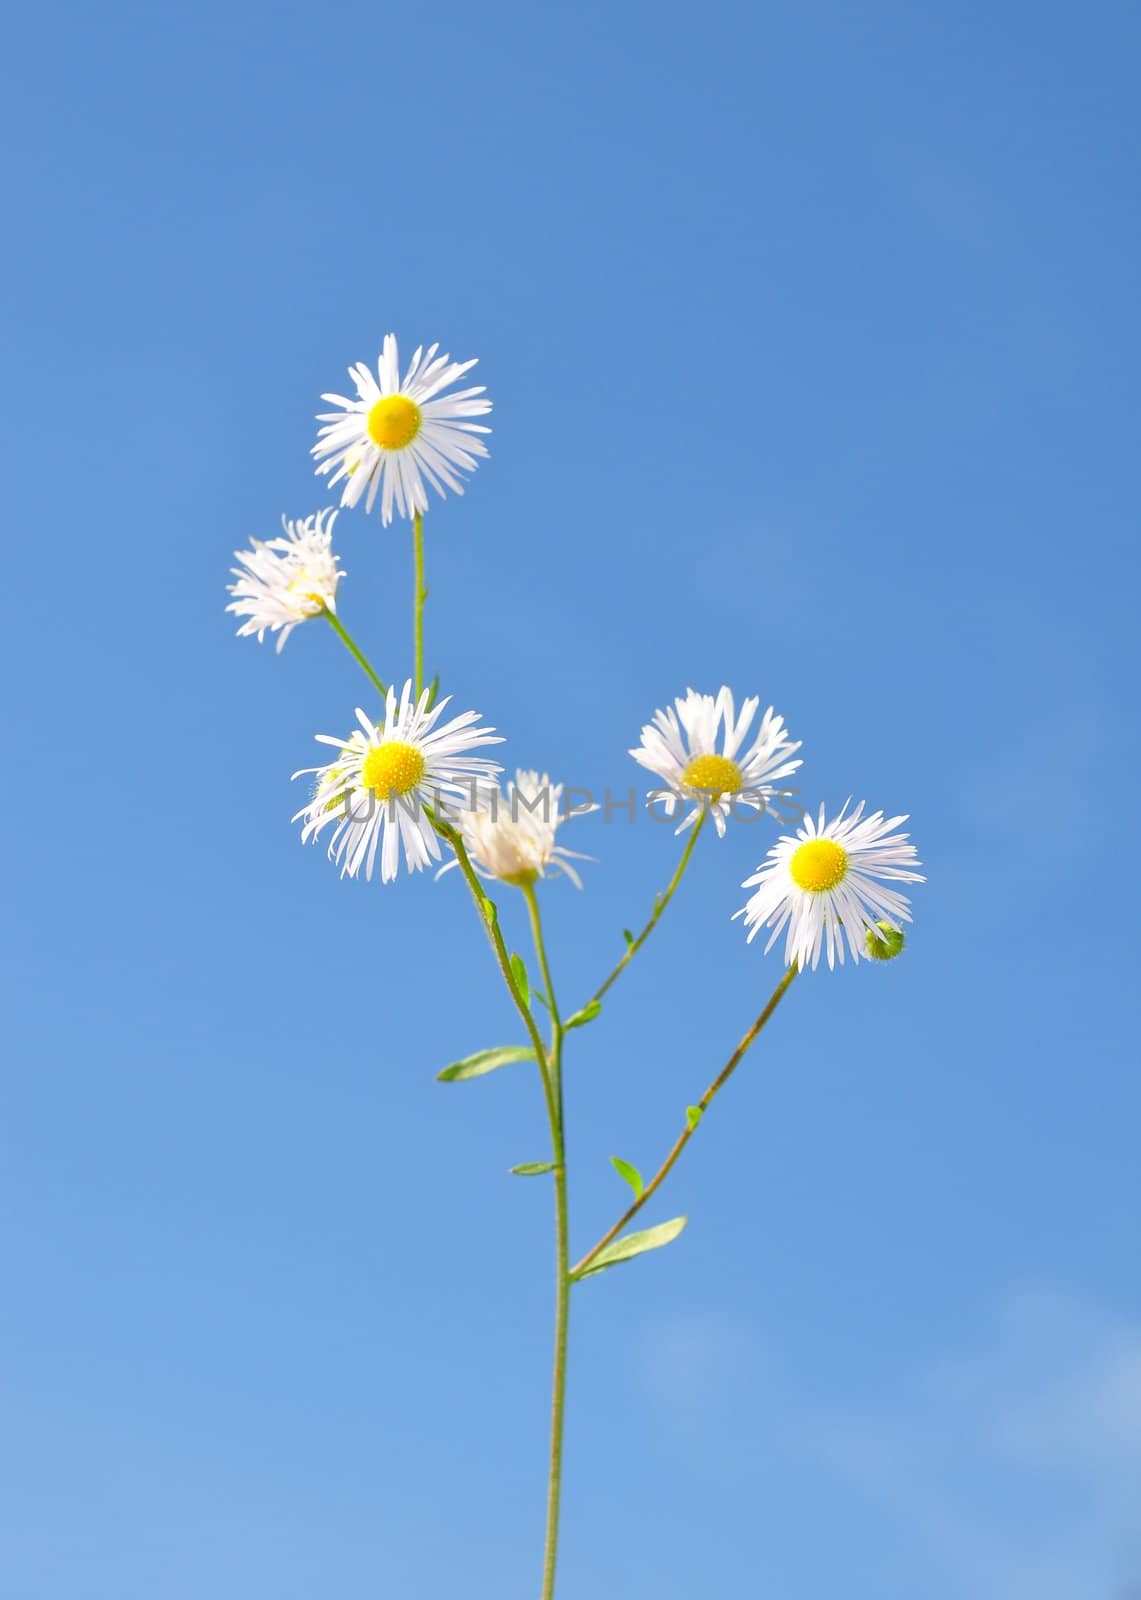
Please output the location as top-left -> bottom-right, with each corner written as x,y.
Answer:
571,964 -> 798,1280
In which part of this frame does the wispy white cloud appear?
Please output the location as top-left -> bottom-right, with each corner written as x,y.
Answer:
806,1286 -> 1141,1600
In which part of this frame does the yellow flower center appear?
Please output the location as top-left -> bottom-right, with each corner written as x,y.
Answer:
789,838 -> 849,892
361,740 -> 425,800
367,394 -> 422,450
681,753 -> 744,796
285,571 -> 327,615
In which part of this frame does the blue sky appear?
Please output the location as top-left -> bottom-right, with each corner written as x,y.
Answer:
2,2 -> 1139,1595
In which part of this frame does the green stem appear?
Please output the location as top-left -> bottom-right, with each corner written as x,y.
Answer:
429,816 -> 552,1088
586,811 -> 705,1009
522,884 -> 569,1600
570,964 -> 798,1280
413,510 -> 426,699
523,884 -> 563,1040
322,610 -> 387,700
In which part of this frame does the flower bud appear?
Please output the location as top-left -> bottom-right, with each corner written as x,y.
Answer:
865,920 -> 906,961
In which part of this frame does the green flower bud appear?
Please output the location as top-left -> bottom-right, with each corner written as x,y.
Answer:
865,920 -> 906,961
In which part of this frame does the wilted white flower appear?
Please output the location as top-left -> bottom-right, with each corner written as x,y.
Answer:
444,770 -> 594,888
313,334 -> 492,525
226,510 -> 342,652
735,801 -> 924,970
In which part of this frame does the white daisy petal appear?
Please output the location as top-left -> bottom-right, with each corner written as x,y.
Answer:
629,687 -> 802,835
736,802 -> 925,971
312,333 -> 493,526
293,684 -> 503,882
437,770 -> 596,889
225,510 -> 342,650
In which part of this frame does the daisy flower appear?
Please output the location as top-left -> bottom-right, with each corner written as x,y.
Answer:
629,687 -> 802,836
442,770 -> 594,889
293,680 -> 503,883
226,510 -> 342,652
313,334 -> 492,525
735,801 -> 924,970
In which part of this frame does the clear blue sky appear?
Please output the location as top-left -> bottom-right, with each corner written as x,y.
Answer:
2,3 -> 1139,1596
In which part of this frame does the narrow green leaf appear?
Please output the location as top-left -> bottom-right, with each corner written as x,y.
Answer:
686,1105 -> 703,1131
437,1045 -> 536,1083
509,952 -> 530,1007
480,895 -> 498,926
565,998 -> 602,1031
510,1161 -> 556,1177
573,1217 -> 688,1280
425,672 -> 441,710
532,987 -> 552,1013
623,929 -> 635,948
610,1156 -> 644,1198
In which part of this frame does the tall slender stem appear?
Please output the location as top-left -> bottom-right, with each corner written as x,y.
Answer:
571,964 -> 798,1280
522,884 -> 569,1600
322,609 -> 387,700
586,811 -> 705,1010
412,510 -> 426,699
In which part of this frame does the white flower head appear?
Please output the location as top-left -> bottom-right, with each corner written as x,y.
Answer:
293,680 -> 503,883
226,509 -> 342,652
735,801 -> 925,971
313,334 -> 492,525
445,770 -> 595,889
629,687 -> 802,836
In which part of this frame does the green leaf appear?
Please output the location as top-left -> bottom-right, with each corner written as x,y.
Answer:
565,998 -> 602,1031
510,1161 -> 556,1177
532,987 -> 552,1013
425,672 -> 440,710
573,1217 -> 688,1280
437,1045 -> 536,1083
610,1155 -> 644,1197
686,1105 -> 703,1131
480,895 -> 498,927
509,952 -> 530,1007
623,928 -> 635,948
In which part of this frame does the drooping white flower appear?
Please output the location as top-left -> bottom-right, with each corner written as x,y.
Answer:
293,681 -> 503,883
443,770 -> 594,888
735,801 -> 924,970
312,334 -> 492,525
226,510 -> 342,652
629,687 -> 802,836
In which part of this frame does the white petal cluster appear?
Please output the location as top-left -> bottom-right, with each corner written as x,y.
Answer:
630,687 -> 802,836
451,770 -> 593,888
313,334 -> 492,525
294,681 -> 502,883
226,510 -> 342,652
736,801 -> 924,970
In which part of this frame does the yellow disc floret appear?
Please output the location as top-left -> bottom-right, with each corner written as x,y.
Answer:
681,753 -> 744,796
285,571 -> 328,616
367,393 -> 422,450
361,740 -> 425,801
789,837 -> 849,892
